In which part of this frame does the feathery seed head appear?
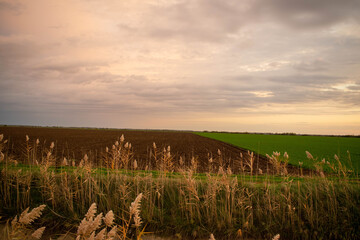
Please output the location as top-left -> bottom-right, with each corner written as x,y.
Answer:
108,226 -> 117,239
124,142 -> 129,148
167,146 -> 171,152
133,160 -> 138,170
104,210 -> 114,227
50,142 -> 55,149
36,138 -> 40,145
85,203 -> 97,220
130,193 -> 143,228
0,134 -> 3,142
334,154 -> 339,161
217,149 -> 221,155
179,156 -> 184,165
273,151 -> 280,157
130,193 -> 143,216
120,134 -> 125,142
19,205 -> 46,225
209,233 -> 216,240
62,157 -> 68,166
77,217 -> 89,235
106,147 -> 109,152
95,228 -> 106,240
191,157 -> 196,165
272,234 -> 280,240
153,142 -> 156,149
284,152 -> 289,159
11,216 -> 18,227
133,211 -> 142,227
305,151 -> 313,160
31,227 -> 46,239
88,232 -> 96,240
115,141 -> 119,146
26,135 -> 29,142
90,213 -> 103,233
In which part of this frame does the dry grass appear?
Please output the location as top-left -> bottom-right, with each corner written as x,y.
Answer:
0,134 -> 359,239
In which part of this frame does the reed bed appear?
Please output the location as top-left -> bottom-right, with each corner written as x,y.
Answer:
0,134 -> 359,239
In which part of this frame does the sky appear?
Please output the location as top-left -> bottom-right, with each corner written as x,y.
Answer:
0,0 -> 360,135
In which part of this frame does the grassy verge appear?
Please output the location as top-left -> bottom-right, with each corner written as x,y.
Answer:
1,163 -> 360,239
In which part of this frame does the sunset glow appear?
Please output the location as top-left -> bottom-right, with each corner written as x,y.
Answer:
1,0 -> 360,135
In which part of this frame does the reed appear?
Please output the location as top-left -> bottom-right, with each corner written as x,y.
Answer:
0,133 -> 359,239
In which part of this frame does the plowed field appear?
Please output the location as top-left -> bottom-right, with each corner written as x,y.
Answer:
0,126 -> 302,174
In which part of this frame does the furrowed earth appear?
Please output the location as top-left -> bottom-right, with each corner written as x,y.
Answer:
0,126 -> 303,174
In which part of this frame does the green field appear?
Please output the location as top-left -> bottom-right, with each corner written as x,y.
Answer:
196,132 -> 360,172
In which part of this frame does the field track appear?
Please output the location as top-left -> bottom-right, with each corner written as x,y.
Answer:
0,126 -> 303,174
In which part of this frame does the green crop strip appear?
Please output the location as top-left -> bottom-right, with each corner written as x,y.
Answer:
196,132 -> 360,172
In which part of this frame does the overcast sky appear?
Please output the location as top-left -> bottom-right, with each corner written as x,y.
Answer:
1,0 -> 360,135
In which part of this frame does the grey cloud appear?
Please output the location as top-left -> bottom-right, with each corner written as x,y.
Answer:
0,37 -> 44,73
0,41 -> 36,60
119,0 -> 360,43
348,85 -> 360,91
118,0 -> 251,43
1,65 -> 359,126
32,61 -> 108,75
293,59 -> 328,72
253,0 -> 360,29
0,1 -> 23,14
268,74 -> 342,86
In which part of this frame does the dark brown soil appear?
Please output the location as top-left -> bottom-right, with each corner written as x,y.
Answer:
0,126 -> 303,175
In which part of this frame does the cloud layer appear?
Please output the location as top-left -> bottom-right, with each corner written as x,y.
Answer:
1,0 -> 360,134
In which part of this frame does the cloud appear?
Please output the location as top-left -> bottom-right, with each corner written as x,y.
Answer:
253,0 -> 360,29
293,59 -> 328,72
0,36 -> 36,60
268,74 -> 342,86
114,0 -> 360,44
0,0 -> 23,14
114,0 -> 253,43
0,0 -> 359,134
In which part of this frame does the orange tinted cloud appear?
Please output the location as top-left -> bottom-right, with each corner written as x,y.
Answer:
0,0 -> 360,134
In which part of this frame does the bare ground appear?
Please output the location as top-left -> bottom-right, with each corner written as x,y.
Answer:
0,126 -> 304,175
